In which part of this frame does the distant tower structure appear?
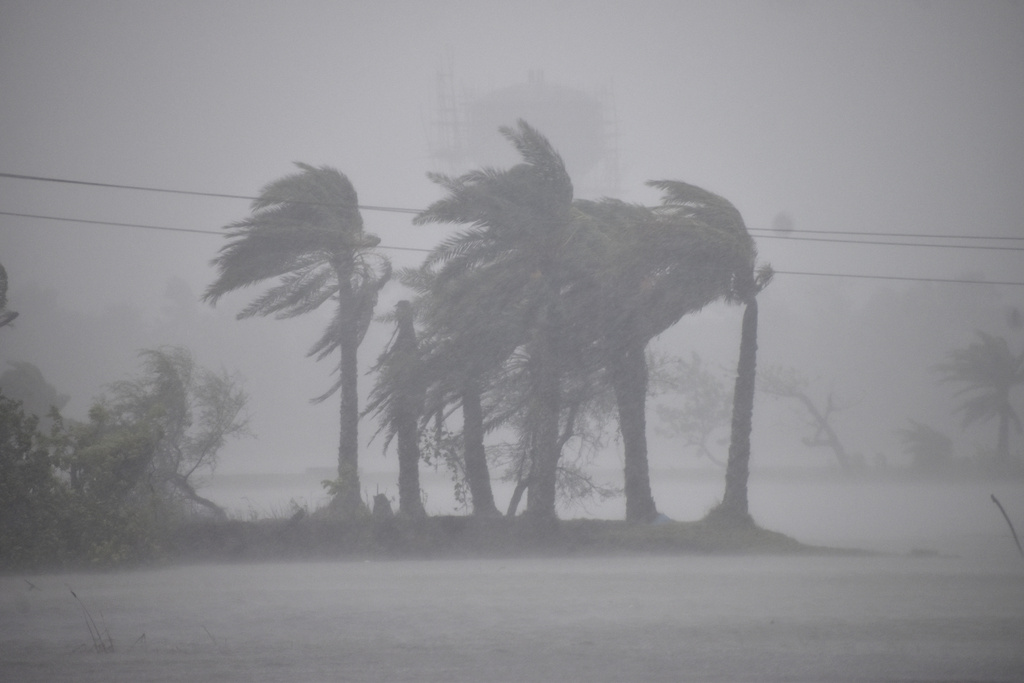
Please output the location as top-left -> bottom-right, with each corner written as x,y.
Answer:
430,50 -> 466,176
429,63 -> 620,197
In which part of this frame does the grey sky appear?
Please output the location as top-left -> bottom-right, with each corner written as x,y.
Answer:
1,1 -> 1022,476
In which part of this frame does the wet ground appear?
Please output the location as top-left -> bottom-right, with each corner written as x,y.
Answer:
2,554 -> 1022,682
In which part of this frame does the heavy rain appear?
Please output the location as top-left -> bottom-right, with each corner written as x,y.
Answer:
1,2 -> 1022,681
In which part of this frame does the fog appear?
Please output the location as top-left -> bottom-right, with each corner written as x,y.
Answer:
2,2 -> 1023,540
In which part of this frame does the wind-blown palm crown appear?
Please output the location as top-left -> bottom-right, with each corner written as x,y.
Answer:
413,120 -> 578,521
203,162 -> 390,515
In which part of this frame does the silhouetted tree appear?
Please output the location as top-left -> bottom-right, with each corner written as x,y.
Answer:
896,419 -> 954,472
365,301 -> 426,517
0,263 -> 18,329
936,331 -> 1023,470
710,252 -> 773,523
576,184 -> 754,522
414,121 -> 577,526
760,365 -> 856,471
203,164 -> 390,515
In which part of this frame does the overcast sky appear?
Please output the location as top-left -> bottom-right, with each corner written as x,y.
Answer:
1,1 -> 1022,479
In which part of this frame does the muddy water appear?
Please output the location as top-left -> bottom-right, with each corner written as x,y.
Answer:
3,555 -> 1022,682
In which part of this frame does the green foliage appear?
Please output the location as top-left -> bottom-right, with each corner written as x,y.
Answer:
0,347 -> 250,569
0,392 -> 68,567
103,346 -> 251,516
0,361 -> 69,429
417,425 -> 467,510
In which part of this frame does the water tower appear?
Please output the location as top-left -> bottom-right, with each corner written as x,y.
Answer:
430,64 -> 619,197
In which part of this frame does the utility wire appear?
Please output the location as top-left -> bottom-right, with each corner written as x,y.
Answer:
772,270 -> 1023,287
748,227 -> 1024,242
0,172 -> 422,215
2,210 -> 1022,287
3,171 -> 1021,242
753,233 -> 1024,251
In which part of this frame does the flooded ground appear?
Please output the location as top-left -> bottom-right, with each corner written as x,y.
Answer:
4,473 -> 1022,681
206,467 -> 1024,558
2,554 -> 1022,682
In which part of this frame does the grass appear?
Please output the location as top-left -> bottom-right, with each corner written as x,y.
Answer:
68,586 -> 114,653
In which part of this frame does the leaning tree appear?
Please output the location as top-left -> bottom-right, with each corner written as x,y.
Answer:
413,120 -> 582,525
203,163 -> 390,516
573,186 -> 755,522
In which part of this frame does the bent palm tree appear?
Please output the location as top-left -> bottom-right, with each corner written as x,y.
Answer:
414,120 -> 577,525
399,265 -> 509,517
364,300 -> 426,517
203,163 -> 390,515
575,185 -> 755,522
936,331 -> 1024,470
712,261 -> 773,523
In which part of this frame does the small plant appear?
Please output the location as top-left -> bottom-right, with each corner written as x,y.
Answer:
68,586 -> 113,653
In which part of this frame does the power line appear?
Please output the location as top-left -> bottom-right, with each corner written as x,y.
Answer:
773,270 -> 1023,287
4,207 -> 1019,254
3,209 -> 1021,287
0,171 -> 422,215
0,211 -> 221,236
0,210 -> 434,252
754,233 -> 1024,252
3,170 -> 1021,243
748,227 -> 1024,242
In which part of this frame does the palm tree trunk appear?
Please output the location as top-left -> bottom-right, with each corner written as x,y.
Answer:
526,369 -> 561,523
396,413 -> 425,517
718,297 -> 758,521
335,290 -> 364,516
526,320 -> 562,525
462,378 -> 500,517
524,291 -> 564,527
610,339 -> 658,523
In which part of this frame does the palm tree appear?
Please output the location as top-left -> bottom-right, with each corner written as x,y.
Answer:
398,265 -> 510,517
711,262 -> 773,523
203,163 -> 390,515
936,331 -> 1024,470
576,186 -> 756,522
364,300 -> 426,517
414,120 -> 578,525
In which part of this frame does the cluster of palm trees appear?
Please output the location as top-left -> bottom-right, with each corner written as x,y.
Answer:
204,121 -> 771,524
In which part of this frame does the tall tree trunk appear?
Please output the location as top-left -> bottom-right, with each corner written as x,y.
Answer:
524,291 -> 564,527
462,378 -> 500,517
396,415 -> 425,516
610,339 -> 658,523
393,302 -> 425,517
526,365 -> 561,524
526,315 -> 562,525
718,298 -> 758,521
334,290 -> 364,516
